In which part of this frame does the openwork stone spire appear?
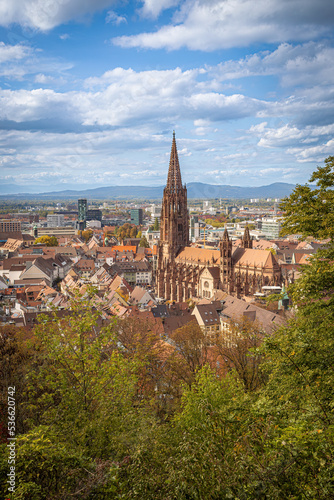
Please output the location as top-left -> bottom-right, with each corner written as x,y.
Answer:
157,131 -> 189,274
242,224 -> 253,249
166,131 -> 183,193
223,225 -> 230,241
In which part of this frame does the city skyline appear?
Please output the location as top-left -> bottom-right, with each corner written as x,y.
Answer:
0,0 -> 334,193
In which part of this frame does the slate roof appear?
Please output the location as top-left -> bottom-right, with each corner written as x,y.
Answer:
220,294 -> 285,333
193,304 -> 221,326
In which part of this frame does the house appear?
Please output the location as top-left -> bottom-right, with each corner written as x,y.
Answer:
219,294 -> 285,338
19,257 -> 55,286
192,302 -> 222,345
128,286 -> 156,308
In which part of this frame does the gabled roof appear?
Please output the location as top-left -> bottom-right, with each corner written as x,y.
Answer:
3,238 -> 23,251
193,303 -> 220,326
176,247 -> 220,264
232,247 -> 280,269
220,294 -> 285,333
201,266 -> 220,280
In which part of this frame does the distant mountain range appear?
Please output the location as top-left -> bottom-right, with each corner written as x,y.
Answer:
0,182 -> 301,200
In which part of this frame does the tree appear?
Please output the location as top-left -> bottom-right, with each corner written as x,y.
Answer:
153,218 -> 160,231
169,321 -> 211,388
139,236 -> 149,248
0,326 -> 37,438
117,223 -> 138,242
215,316 -> 266,392
280,155 -> 334,240
34,235 -> 58,246
130,226 -> 137,238
81,229 -> 93,242
30,292 -> 140,460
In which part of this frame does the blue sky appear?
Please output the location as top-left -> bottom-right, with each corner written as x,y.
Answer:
0,0 -> 334,194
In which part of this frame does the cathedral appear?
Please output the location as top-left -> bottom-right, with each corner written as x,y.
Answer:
156,133 -> 282,301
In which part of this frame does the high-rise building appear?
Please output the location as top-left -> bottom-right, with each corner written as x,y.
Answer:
78,199 -> 87,222
130,209 -> 143,226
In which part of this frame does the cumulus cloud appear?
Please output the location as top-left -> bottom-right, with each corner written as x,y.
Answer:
0,42 -> 32,63
0,67 -> 267,132
287,138 -> 334,163
106,10 -> 127,25
249,121 -> 334,165
0,42 -> 73,83
113,0 -> 334,51
139,0 -> 181,19
209,42 -> 334,88
0,0 -> 121,31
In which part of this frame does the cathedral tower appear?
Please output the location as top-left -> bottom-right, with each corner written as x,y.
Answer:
157,132 -> 189,298
159,131 -> 189,261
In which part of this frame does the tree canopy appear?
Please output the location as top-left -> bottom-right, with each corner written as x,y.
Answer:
34,235 -> 58,246
139,235 -> 149,247
280,155 -> 334,240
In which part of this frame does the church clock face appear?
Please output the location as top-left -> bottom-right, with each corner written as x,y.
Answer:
204,281 -> 209,288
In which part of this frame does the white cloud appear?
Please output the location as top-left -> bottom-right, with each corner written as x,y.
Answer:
0,42 -> 32,63
0,42 -> 73,82
0,0 -> 121,31
0,67 -> 255,130
209,42 -> 334,88
106,10 -> 127,25
287,138 -> 334,163
248,121 -> 334,165
139,0 -> 181,19
113,0 -> 334,51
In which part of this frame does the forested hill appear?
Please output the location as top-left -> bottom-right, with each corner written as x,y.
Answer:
0,181 -> 298,200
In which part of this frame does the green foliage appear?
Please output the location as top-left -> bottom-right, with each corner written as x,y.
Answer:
34,235 -> 58,246
280,155 -> 334,240
139,235 -> 149,247
204,217 -> 226,228
153,217 -> 160,231
30,294 -> 140,460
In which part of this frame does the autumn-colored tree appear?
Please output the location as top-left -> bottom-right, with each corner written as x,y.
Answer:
81,229 -> 93,242
34,235 -> 58,246
215,316 -> 266,391
169,321 -> 210,387
117,223 -> 137,242
130,226 -> 137,238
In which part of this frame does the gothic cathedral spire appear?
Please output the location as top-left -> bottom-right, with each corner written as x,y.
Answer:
166,130 -> 183,193
157,132 -> 189,298
159,132 -> 189,251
